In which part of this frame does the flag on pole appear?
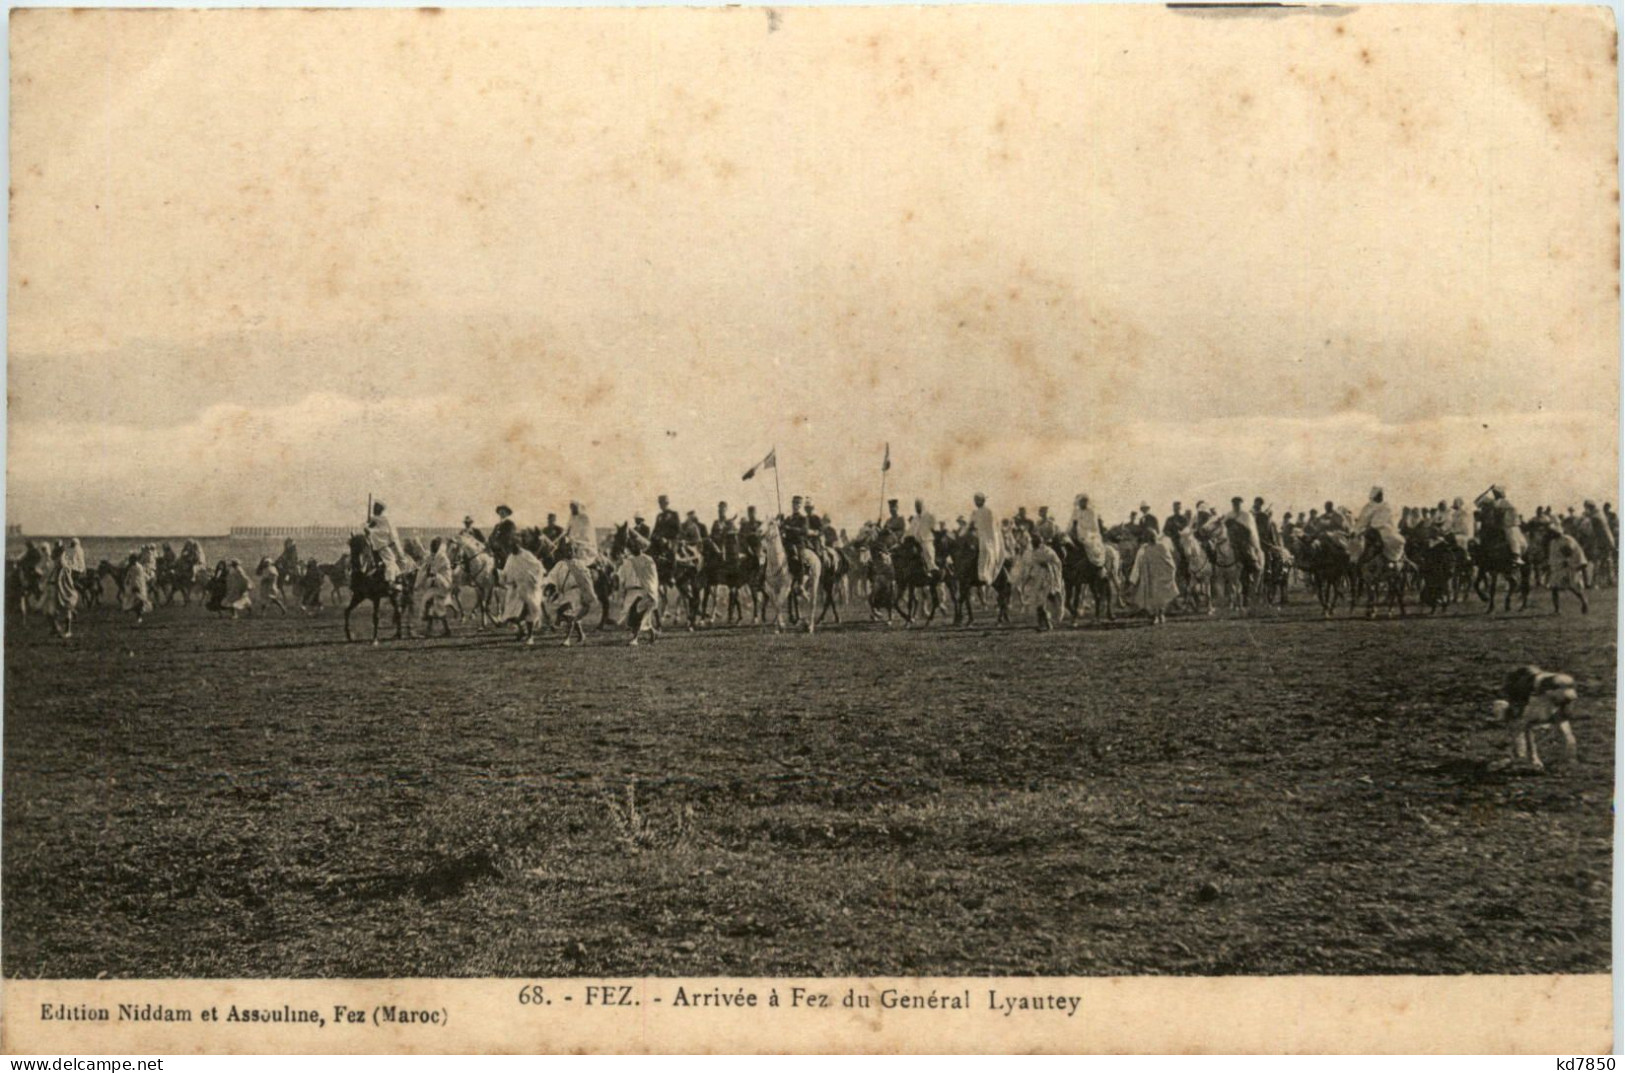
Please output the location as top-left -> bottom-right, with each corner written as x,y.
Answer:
742,448 -> 776,481
882,443 -> 891,472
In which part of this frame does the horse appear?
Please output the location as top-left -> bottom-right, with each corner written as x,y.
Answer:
1350,531 -> 1414,618
889,535 -> 944,626
590,558 -> 621,629
8,545 -> 48,617
1057,539 -> 1113,622
700,534 -> 758,626
663,542 -> 705,629
945,532 -> 1009,626
74,566 -> 102,611
297,558 -> 327,613
1300,530 -> 1358,617
1408,527 -> 1457,614
321,554 -> 350,606
1470,525 -> 1531,613
1202,518 -> 1260,613
815,543 -> 850,625
1175,529 -> 1213,615
782,534 -> 823,629
274,541 -> 303,603
153,553 -> 204,607
862,542 -> 904,623
840,540 -> 871,607
165,542 -> 209,607
758,519 -> 816,632
1258,541 -> 1293,607
448,539 -> 500,628
96,559 -> 129,609
343,534 -> 413,642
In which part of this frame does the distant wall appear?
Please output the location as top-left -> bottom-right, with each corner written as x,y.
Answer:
8,524 -> 616,564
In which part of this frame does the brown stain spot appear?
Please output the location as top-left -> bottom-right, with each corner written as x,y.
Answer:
1358,48 -> 1373,66
1238,92 -> 1253,107
17,277 -> 27,288
1334,24 -> 1345,36
502,419 -> 534,447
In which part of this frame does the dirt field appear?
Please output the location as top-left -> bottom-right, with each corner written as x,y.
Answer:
4,590 -> 1615,978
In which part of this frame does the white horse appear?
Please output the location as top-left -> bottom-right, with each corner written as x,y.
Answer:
450,537 -> 500,628
1179,529 -> 1212,613
761,521 -> 821,633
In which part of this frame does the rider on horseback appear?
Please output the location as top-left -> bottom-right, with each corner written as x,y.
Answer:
675,510 -> 706,570
1352,486 -> 1406,569
882,499 -> 907,543
781,495 -> 808,580
363,500 -> 406,582
737,506 -> 761,557
711,501 -> 739,564
1253,496 -> 1283,564
1069,494 -> 1108,565
651,496 -> 681,557
489,505 -> 519,569
1479,485 -> 1527,567
1034,505 -> 1059,543
566,501 -> 598,565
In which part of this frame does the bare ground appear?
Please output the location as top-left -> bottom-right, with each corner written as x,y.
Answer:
3,591 -> 1615,978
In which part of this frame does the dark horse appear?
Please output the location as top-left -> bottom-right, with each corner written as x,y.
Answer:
946,532 -> 1010,626
1470,515 -> 1531,613
344,534 -> 413,642
700,534 -> 759,626
815,544 -> 850,625
890,535 -> 945,625
1058,539 -> 1114,622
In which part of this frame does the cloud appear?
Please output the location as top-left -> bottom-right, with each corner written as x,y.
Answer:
8,392 -> 1613,535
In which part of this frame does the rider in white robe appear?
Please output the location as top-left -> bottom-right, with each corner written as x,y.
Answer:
223,560 -> 253,613
970,496 -> 1004,585
1069,495 -> 1107,566
1222,499 -> 1266,563
566,503 -> 598,565
909,501 -> 938,570
121,546 -> 157,615
189,538 -> 208,571
365,504 -> 404,581
1353,488 -> 1405,562
63,538 -> 86,575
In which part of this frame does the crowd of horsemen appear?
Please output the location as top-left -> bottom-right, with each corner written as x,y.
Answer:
11,483 -> 1618,642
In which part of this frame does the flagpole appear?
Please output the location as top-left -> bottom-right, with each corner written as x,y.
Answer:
878,445 -> 888,523
772,446 -> 783,520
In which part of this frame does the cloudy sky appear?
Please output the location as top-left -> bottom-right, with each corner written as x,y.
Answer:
8,5 -> 1618,534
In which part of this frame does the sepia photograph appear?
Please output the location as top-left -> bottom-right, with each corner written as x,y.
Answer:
2,2 -> 1617,1053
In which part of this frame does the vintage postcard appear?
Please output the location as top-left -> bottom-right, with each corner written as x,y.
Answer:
3,3 -> 1617,1055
